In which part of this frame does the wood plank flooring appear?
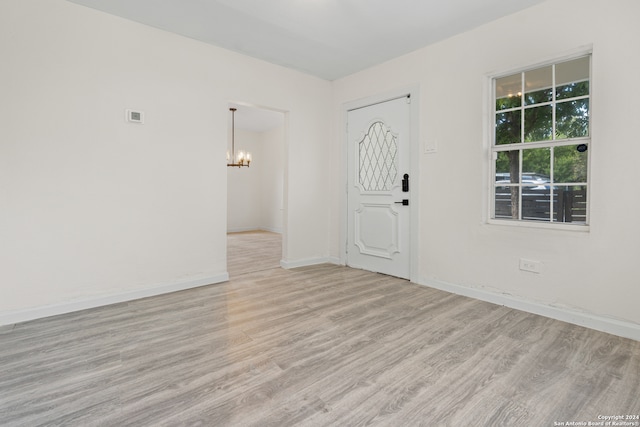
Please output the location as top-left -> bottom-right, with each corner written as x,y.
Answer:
1,231 -> 639,426
227,231 -> 282,277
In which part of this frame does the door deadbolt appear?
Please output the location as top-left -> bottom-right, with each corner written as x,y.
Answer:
402,174 -> 409,192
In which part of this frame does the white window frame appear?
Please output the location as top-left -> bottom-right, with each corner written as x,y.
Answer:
487,51 -> 592,231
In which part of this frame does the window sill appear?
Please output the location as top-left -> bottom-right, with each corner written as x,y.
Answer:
487,218 -> 590,232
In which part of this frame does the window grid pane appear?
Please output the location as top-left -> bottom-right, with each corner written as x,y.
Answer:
525,65 -> 552,106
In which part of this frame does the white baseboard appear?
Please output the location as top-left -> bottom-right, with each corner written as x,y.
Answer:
327,256 -> 342,266
420,277 -> 640,342
227,227 -> 259,233
280,257 -> 334,269
227,227 -> 282,234
0,273 -> 229,326
259,226 -> 283,234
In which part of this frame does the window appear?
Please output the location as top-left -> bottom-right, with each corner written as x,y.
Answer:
491,55 -> 590,225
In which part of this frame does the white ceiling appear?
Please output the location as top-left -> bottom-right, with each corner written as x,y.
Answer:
67,0 -> 546,81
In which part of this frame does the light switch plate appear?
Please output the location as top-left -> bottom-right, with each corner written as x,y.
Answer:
425,139 -> 438,154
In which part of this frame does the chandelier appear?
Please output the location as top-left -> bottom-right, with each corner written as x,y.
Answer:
227,107 -> 251,167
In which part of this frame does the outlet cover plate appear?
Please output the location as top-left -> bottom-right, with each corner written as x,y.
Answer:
519,258 -> 541,274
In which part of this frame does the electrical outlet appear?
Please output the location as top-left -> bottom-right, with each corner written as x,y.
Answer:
519,258 -> 541,274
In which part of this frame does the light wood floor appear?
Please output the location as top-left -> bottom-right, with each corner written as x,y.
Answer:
1,231 -> 639,426
227,230 -> 282,277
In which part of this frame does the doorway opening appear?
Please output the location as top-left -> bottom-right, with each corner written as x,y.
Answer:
226,103 -> 286,277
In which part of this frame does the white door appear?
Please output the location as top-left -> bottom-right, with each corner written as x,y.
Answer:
347,96 -> 411,279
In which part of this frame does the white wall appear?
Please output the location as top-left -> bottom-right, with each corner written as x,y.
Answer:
227,125 -> 284,233
0,0 -> 331,322
227,129 -> 263,232
331,0 -> 640,336
260,125 -> 285,233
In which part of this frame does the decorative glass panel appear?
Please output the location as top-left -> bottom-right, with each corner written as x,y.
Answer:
359,121 -> 398,191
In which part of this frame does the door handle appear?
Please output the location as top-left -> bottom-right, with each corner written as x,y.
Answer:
395,199 -> 409,206
402,174 -> 409,192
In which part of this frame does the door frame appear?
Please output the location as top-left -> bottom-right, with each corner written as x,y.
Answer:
340,85 -> 421,282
